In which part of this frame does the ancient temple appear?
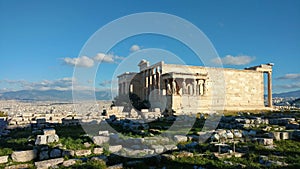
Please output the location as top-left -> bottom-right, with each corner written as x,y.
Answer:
117,60 -> 273,114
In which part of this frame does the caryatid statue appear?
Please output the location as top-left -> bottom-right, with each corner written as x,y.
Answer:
192,80 -> 197,95
172,79 -> 177,94
167,83 -> 172,95
182,79 -> 186,94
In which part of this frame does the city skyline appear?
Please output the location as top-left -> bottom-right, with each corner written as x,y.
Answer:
1,0 -> 299,94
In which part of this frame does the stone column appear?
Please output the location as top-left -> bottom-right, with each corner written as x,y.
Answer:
119,83 -> 122,95
152,69 -> 155,89
203,80 -> 207,96
123,82 -> 126,95
141,71 -> 144,99
267,71 -> 272,108
130,83 -> 133,93
156,69 -> 160,89
196,80 -> 200,95
144,71 -> 147,99
147,69 -> 151,97
156,68 -> 160,95
124,82 -> 128,94
123,82 -> 126,94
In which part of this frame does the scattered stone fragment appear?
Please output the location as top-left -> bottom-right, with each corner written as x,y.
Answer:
233,130 -> 242,138
92,136 -> 109,146
35,135 -> 47,145
35,157 -> 64,169
226,130 -> 234,139
280,132 -> 289,140
254,138 -> 273,146
62,159 -> 77,167
107,163 -> 123,169
174,135 -> 188,143
151,145 -> 165,154
0,155 -> 8,164
93,147 -> 104,155
176,151 -> 194,158
84,142 -> 91,148
109,145 -> 122,153
4,164 -> 32,169
11,149 -> 37,162
43,128 -> 56,135
47,134 -> 59,143
75,149 -> 91,157
164,144 -> 178,151
99,130 -> 110,136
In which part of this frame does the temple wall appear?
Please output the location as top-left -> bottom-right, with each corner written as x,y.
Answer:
118,61 -> 268,113
162,64 -> 265,112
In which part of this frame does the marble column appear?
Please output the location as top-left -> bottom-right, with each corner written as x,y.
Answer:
196,80 -> 200,95
267,71 -> 272,108
156,69 -> 160,88
123,82 -> 126,95
152,69 -> 155,90
119,83 -> 122,95
156,68 -> 160,95
203,80 -> 207,96
125,82 -> 129,94
147,69 -> 151,97
130,83 -> 133,93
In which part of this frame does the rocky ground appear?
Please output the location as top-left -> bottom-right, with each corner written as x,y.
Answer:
0,110 -> 300,169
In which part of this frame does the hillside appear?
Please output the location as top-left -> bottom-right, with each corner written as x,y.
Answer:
0,90 -> 112,101
273,90 -> 300,98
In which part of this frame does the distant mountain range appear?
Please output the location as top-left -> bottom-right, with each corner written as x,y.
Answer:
0,90 -> 112,101
0,89 -> 298,101
273,90 -> 300,98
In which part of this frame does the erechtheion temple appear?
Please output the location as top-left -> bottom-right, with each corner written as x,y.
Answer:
117,60 -> 273,113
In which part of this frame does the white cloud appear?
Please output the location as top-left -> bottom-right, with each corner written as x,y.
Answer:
63,56 -> 94,67
276,73 -> 300,80
211,55 -> 255,65
93,53 -> 114,63
130,44 -> 141,52
93,53 -> 125,63
63,53 -> 125,67
114,55 -> 126,61
27,77 -> 75,90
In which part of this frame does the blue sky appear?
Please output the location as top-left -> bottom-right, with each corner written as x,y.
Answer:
0,0 -> 299,94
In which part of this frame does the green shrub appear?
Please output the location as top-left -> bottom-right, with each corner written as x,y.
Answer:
59,137 -> 85,150
59,159 -> 106,169
0,148 -> 12,156
0,111 -> 7,117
